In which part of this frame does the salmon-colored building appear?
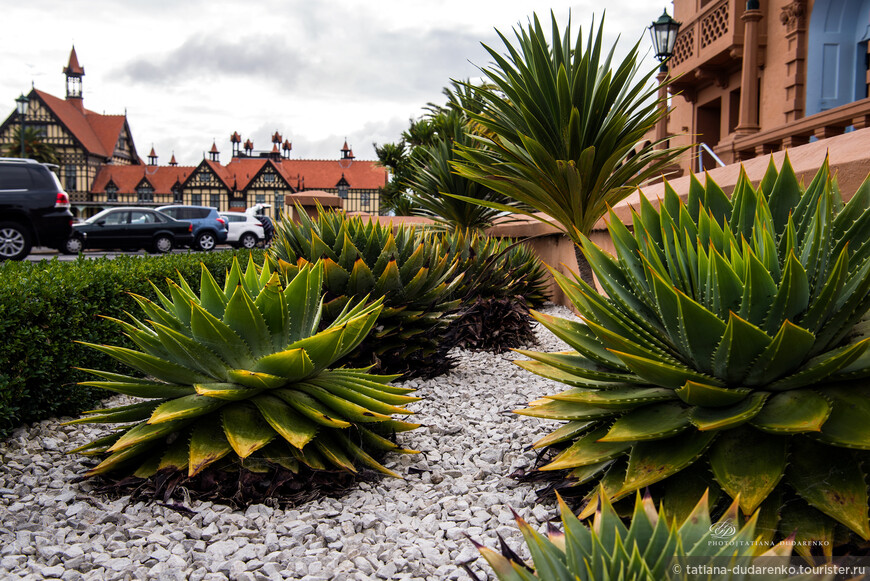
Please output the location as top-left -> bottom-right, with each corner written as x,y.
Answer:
663,0 -> 870,176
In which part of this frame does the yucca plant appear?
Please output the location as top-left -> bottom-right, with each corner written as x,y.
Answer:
452,12 -> 687,286
269,210 -> 465,377
468,490 -> 825,581
515,156 -> 870,545
68,257 -> 420,480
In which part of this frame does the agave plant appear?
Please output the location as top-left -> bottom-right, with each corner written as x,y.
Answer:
268,210 -> 465,377
68,257 -> 420,479
444,229 -> 549,308
515,155 -> 870,544
468,490 -> 824,581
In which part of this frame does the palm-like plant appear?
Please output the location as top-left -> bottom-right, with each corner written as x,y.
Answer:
452,12 -> 686,285
69,257 -> 420,479
515,156 -> 870,545
4,126 -> 59,164
406,109 -> 509,231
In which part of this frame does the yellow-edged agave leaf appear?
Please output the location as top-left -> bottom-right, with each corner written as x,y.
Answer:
77,371 -> 195,399
514,399 -> 617,421
157,437 -> 190,472
742,319 -> 816,386
252,348 -> 315,382
531,421 -> 595,449
599,402 -> 691,442
546,387 -> 675,408
221,404 -> 277,458
226,369 -> 287,390
688,392 -> 768,431
608,350 -> 724,389
619,431 -> 716,496
779,503 -> 836,559
815,386 -> 870,449
274,388 -> 352,428
147,321 -> 228,380
313,437 -> 357,473
515,350 -> 638,383
148,394 -> 226,424
311,373 -> 420,408
252,394 -> 318,450
259,441 -> 301,473
194,382 -> 263,401
750,390 -> 832,433
223,283 -> 272,358
335,432 -> 400,478
188,421 -> 233,477
768,339 -> 870,391
199,263 -> 228,318
77,342 -> 211,385
674,381 -> 751,407
254,272 -> 290,351
63,400 -> 162,425
708,426 -> 787,515
787,438 -> 870,539
285,326 -> 345,372
712,313 -> 773,382
541,426 -> 631,471
87,440 -> 159,476
295,383 -> 394,423
68,432 -> 122,455
189,301 -> 254,369
106,419 -> 188,453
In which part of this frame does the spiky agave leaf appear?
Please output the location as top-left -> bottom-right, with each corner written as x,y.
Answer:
268,208 -> 466,377
69,257 -> 420,479
471,489 -> 823,581
515,155 -> 870,543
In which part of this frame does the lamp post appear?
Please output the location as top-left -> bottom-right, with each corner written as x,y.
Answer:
648,9 -> 682,146
15,94 -> 29,159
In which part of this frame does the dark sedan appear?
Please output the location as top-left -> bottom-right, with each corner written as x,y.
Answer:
63,207 -> 193,254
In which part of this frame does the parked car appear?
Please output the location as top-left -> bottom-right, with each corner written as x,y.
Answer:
156,205 -> 228,251
219,212 -> 265,249
0,158 -> 73,260
63,207 -> 193,254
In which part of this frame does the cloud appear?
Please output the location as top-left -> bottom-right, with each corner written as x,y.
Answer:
116,35 -> 308,88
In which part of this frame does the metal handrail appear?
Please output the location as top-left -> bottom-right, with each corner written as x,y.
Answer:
698,142 -> 726,172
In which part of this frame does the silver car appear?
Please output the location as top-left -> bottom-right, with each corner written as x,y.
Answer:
218,212 -> 265,249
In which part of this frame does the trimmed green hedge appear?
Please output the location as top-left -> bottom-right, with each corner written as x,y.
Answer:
0,250 -> 264,436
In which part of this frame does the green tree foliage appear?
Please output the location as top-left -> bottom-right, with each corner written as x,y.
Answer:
4,126 -> 59,164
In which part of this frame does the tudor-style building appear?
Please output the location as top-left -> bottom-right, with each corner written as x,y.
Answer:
2,48 -> 388,219
0,47 -> 140,210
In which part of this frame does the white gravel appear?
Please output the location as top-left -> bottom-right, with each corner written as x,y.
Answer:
0,305 -> 576,580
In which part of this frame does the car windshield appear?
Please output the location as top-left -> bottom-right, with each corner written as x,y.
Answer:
84,209 -> 117,224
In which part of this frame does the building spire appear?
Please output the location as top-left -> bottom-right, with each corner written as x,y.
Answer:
63,46 -> 85,104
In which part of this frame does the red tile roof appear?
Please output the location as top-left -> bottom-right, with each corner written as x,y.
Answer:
230,131 -> 241,143
91,165 -> 194,194
149,147 -> 156,157
224,157 -> 387,191
209,142 -> 219,154
33,89 -> 129,160
63,46 -> 84,76
203,159 -> 234,190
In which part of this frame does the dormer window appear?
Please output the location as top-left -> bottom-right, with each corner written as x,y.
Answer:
106,184 -> 118,202
137,185 -> 154,203
337,184 -> 349,199
172,185 -> 182,204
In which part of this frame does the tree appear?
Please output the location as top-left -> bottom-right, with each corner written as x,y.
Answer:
452,13 -> 687,285
4,126 -> 59,164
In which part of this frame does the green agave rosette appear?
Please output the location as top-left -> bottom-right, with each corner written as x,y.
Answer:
515,155 -> 870,544
268,209 -> 465,376
69,256 -> 420,479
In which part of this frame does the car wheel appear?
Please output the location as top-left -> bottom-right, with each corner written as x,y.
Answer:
0,222 -> 32,261
196,231 -> 217,251
240,233 -> 258,249
153,235 -> 173,254
62,236 -> 84,255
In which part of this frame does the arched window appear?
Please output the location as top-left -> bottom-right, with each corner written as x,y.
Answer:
806,0 -> 870,116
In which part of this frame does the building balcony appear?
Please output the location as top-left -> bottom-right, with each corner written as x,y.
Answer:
729,97 -> 870,160
668,0 -> 760,99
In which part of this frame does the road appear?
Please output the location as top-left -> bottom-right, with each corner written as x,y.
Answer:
24,246 -> 238,262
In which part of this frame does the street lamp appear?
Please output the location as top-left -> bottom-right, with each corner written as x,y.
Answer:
15,94 -> 29,159
648,10 -> 681,146
648,9 -> 682,73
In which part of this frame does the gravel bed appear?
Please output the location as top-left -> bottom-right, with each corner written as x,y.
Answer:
0,305 -> 576,580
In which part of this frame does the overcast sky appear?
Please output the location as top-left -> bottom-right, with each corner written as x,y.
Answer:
2,0 -> 667,166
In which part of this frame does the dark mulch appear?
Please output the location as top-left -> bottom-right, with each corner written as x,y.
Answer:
76,464 -> 384,513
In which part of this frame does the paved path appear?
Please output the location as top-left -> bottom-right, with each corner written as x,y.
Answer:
24,246 -> 235,262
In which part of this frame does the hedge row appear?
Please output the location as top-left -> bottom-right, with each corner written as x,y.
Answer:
0,250 -> 264,437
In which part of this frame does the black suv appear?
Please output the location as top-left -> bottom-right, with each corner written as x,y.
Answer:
0,158 -> 73,260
